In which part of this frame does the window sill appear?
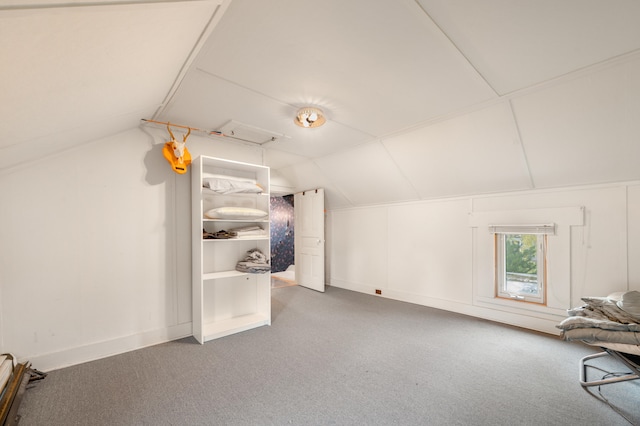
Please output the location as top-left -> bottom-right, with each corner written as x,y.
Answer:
475,295 -> 567,320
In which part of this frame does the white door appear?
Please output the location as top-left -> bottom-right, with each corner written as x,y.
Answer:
295,188 -> 325,292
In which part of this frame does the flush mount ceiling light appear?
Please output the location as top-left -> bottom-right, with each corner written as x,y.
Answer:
294,107 -> 326,128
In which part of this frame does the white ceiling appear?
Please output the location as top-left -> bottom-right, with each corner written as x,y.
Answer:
2,0 -> 640,207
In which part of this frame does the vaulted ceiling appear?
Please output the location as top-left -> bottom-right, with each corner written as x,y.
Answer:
2,0 -> 640,208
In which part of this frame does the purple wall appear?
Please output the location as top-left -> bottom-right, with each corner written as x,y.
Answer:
270,195 -> 294,273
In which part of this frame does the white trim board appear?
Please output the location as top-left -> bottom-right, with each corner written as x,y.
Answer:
330,279 -> 563,335
24,323 -> 193,372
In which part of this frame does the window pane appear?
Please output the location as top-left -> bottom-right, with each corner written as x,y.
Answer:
503,234 -> 540,297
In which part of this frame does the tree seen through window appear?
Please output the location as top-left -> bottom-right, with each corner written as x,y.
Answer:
505,234 -> 537,275
500,233 -> 544,300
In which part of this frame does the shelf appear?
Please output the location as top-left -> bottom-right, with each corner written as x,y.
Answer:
202,270 -> 248,280
202,313 -> 271,342
203,236 -> 269,242
203,218 -> 270,222
203,188 -> 270,197
193,155 -> 271,344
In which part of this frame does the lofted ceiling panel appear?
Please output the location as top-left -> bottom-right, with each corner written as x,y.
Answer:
315,142 -> 420,206
192,0 -> 496,138
3,0 -> 640,204
276,161 -> 353,209
512,56 -> 640,188
0,1 -> 223,167
384,102 -> 532,199
0,111 -> 148,171
263,149 -> 308,172
159,69 -> 373,159
159,69 -> 295,140
419,0 -> 640,95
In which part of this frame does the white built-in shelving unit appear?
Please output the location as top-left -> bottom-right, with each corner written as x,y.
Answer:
191,156 -> 271,344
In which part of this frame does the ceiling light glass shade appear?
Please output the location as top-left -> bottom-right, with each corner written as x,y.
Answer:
294,107 -> 326,128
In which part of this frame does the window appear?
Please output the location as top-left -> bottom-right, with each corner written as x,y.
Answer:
471,209 -> 581,316
490,224 -> 554,305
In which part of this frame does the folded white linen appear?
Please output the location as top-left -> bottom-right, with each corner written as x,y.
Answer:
203,177 -> 263,194
204,207 -> 267,219
228,225 -> 266,237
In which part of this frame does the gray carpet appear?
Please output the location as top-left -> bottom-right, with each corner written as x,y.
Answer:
16,286 -> 640,425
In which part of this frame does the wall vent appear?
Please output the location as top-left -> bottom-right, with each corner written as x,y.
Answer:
218,120 -> 289,145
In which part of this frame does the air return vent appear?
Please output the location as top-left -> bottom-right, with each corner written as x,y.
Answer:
218,120 -> 289,144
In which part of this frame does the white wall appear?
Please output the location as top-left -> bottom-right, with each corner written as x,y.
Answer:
329,182 -> 640,334
3,125 -> 638,369
0,126 -> 263,370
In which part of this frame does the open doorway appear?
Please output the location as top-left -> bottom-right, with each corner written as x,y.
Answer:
270,194 -> 296,288
270,189 -> 325,291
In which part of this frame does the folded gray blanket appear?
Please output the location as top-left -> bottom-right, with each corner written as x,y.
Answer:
561,327 -> 640,346
236,248 -> 271,274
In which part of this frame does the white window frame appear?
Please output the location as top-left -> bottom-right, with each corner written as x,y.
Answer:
491,224 -> 554,305
494,231 -> 548,304
469,208 -> 582,318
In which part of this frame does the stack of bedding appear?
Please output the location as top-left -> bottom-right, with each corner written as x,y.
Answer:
236,249 -> 271,274
557,291 -> 640,347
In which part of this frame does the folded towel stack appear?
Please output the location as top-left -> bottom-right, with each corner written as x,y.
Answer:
228,225 -> 267,238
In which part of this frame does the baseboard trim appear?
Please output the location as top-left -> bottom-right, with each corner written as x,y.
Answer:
330,279 -> 563,335
26,323 -> 193,372
25,280 -> 566,372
